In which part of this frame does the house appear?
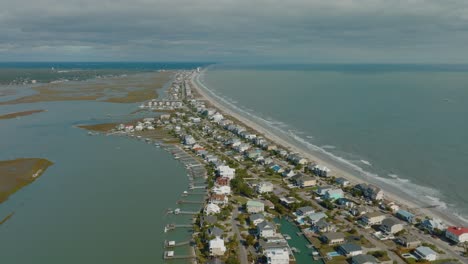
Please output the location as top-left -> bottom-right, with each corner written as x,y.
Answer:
310,165 -> 330,177
396,210 -> 415,223
414,246 -> 437,261
292,174 -> 316,188
324,189 -> 344,200
204,203 -> 221,215
257,234 -> 289,253
212,185 -> 231,195
421,218 -> 445,233
250,213 -> 265,226
321,232 -> 345,245
256,182 -> 274,194
200,215 -> 218,227
312,219 -> 336,233
316,186 -> 333,196
209,194 -> 228,206
208,226 -> 224,238
381,201 -> 400,213
307,212 -> 327,224
361,212 -> 386,227
246,200 -> 265,213
215,177 -> 230,186
257,221 -> 277,238
296,206 -> 315,217
380,218 -> 404,234
209,237 -> 227,256
279,197 -> 298,207
335,177 -> 350,187
396,234 -> 421,248
351,254 -> 379,264
281,169 -> 296,178
336,198 -> 355,208
265,248 -> 289,264
338,243 -> 363,257
354,184 -> 384,201
445,226 -> 468,244
288,154 -> 308,165
350,206 -> 368,217
216,165 -> 235,179
184,135 -> 196,145
261,199 -> 275,210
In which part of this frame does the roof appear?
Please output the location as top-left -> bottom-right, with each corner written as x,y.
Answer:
297,206 -> 315,214
322,232 -> 345,241
309,212 -> 327,221
396,209 -> 415,218
415,246 -> 437,256
247,200 -> 264,207
363,211 -> 385,219
250,213 -> 265,221
382,217 -> 402,227
202,215 -> 218,225
352,254 -> 378,264
209,226 -> 224,237
257,221 -> 275,231
398,234 -> 420,243
446,226 -> 468,236
339,243 -> 362,253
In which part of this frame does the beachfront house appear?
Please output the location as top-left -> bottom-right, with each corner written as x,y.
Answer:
184,135 -> 196,145
338,243 -> 363,257
396,209 -> 415,223
360,212 -> 386,227
445,226 -> 468,244
421,218 -> 446,233
380,218 -> 404,234
354,183 -> 384,201
209,237 -> 227,256
321,232 -> 345,245
204,203 -> 221,215
288,154 -> 308,165
247,200 -> 265,213
351,254 -> 379,264
309,164 -> 330,177
396,234 -> 421,248
256,181 -> 274,194
291,174 -> 316,188
335,177 -> 350,187
257,221 -> 277,238
414,246 -> 438,261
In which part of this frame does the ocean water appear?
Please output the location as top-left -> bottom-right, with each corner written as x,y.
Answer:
201,64 -> 468,223
0,63 -> 205,263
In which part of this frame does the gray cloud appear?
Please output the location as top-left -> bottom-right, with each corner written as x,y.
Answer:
1,0 -> 468,62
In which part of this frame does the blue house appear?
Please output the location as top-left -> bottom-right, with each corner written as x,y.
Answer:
396,210 -> 415,223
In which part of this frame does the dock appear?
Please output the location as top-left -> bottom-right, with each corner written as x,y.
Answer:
164,240 -> 192,248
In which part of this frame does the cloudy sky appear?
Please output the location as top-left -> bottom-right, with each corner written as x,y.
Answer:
1,0 -> 468,63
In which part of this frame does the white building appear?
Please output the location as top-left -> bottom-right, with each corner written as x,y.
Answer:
216,165 -> 236,179
204,203 -> 221,215
209,237 -> 227,256
265,248 -> 289,264
184,135 -> 196,145
247,200 -> 265,213
445,226 -> 468,244
414,246 -> 437,261
212,185 -> 231,195
256,182 -> 274,194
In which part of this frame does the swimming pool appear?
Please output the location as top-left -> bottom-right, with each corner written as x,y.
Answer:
327,251 -> 341,258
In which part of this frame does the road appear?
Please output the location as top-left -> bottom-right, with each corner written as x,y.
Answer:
232,207 -> 249,264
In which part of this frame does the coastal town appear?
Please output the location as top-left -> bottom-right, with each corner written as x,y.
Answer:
91,69 -> 467,264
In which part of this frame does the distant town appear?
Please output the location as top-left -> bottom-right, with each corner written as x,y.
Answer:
93,69 -> 467,264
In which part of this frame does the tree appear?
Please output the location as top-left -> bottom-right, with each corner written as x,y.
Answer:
246,234 -> 256,247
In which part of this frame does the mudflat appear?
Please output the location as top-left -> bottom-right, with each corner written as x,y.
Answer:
0,109 -> 46,120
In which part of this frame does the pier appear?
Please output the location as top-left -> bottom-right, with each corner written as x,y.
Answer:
177,200 -> 204,205
164,224 -> 193,232
164,240 -> 192,248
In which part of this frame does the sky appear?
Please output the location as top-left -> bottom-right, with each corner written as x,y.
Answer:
1,0 -> 468,63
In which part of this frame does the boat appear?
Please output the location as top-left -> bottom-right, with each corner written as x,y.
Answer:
165,251 -> 174,258
183,191 -> 188,194
283,234 -> 292,240
174,208 -> 181,214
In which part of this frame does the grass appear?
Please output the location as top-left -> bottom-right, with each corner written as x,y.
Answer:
77,123 -> 118,132
0,158 -> 53,203
0,109 -> 46,119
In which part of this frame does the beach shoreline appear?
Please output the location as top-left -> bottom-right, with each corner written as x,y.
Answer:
190,70 -> 466,227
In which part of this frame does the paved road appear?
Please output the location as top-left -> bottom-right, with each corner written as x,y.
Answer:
232,207 -> 249,264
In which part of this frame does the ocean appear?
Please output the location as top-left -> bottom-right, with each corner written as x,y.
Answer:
0,62 -> 207,263
201,64 -> 468,224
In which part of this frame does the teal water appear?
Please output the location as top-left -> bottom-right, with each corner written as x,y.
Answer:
202,65 -> 468,224
275,218 -> 322,264
0,71 -> 202,263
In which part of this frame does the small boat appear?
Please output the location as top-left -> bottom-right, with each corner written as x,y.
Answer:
174,208 -> 181,214
183,191 -> 188,194
165,251 -> 174,258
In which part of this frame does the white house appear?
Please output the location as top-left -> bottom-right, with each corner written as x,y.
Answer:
250,213 -> 265,226
204,203 -> 221,215
216,165 -> 236,179
209,194 -> 228,206
209,237 -> 227,256
247,200 -> 265,213
212,185 -> 231,195
338,243 -> 363,257
211,113 -> 224,122
414,246 -> 437,261
257,221 -> 277,238
265,248 -> 290,264
184,135 -> 196,145
256,182 -> 274,194
361,212 -> 386,227
445,226 -> 468,244
380,218 -> 404,234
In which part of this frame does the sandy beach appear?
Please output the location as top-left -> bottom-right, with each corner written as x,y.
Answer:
190,70 -> 465,227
